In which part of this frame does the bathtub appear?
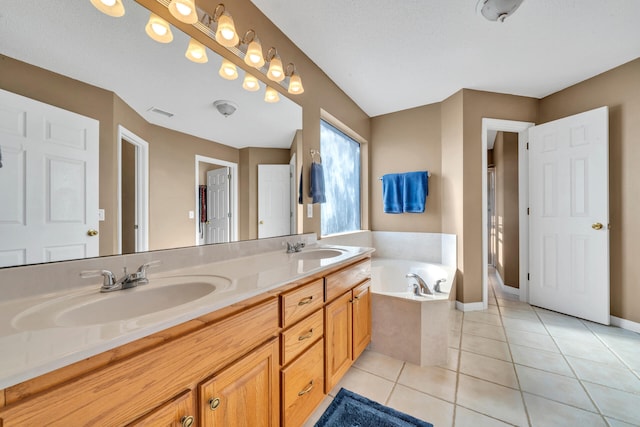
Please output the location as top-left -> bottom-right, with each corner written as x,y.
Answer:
369,258 -> 457,366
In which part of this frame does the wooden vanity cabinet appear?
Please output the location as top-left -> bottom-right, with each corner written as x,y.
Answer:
128,390 -> 195,427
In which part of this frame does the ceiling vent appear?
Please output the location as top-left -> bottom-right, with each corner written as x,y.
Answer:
213,100 -> 238,117
147,107 -> 174,118
477,0 -> 525,22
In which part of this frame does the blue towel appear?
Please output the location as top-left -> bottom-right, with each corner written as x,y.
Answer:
402,171 -> 428,213
309,162 -> 326,204
382,174 -> 403,213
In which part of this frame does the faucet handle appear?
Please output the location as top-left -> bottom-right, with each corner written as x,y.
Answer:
136,260 -> 161,275
80,269 -> 117,288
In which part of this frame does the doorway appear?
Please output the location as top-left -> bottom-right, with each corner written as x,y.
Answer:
481,119 -> 534,309
117,126 -> 149,255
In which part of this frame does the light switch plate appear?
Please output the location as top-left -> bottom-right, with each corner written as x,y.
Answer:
188,210 -> 195,219
307,204 -> 313,218
98,209 -> 105,221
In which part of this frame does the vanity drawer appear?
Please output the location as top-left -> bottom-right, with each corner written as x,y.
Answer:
281,309 -> 324,366
325,258 -> 371,302
281,339 -> 325,427
280,279 -> 324,328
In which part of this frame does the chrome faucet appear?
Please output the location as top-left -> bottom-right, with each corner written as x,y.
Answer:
81,261 -> 161,293
286,241 -> 306,253
434,278 -> 447,293
406,272 -> 433,296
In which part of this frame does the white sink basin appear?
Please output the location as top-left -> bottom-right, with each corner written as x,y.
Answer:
291,248 -> 345,260
12,275 -> 230,330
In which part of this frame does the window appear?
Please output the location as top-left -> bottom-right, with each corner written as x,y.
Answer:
320,120 -> 361,236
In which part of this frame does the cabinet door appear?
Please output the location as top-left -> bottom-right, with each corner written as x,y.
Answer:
352,280 -> 372,361
324,291 -> 353,393
127,390 -> 195,427
199,338 -> 279,427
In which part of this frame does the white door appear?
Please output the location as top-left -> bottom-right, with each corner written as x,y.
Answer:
206,167 -> 230,244
258,164 -> 291,238
0,89 -> 99,267
529,106 -> 609,324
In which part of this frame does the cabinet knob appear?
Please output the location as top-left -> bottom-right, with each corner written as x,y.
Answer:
181,415 -> 194,427
298,380 -> 314,396
209,397 -> 221,410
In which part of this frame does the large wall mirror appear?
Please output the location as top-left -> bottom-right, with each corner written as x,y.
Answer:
0,0 -> 303,268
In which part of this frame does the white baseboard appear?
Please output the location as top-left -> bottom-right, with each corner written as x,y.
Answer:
456,301 -> 486,312
610,316 -> 640,334
495,269 -> 520,297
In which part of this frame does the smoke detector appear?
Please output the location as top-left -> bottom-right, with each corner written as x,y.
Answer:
213,100 -> 238,117
477,0 -> 524,22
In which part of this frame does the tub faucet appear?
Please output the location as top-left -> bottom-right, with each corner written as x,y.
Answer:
434,278 -> 447,293
406,273 -> 433,296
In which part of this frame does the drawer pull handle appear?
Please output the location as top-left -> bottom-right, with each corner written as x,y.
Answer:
209,397 -> 221,410
298,380 -> 314,396
298,296 -> 314,306
181,415 -> 195,427
298,329 -> 314,341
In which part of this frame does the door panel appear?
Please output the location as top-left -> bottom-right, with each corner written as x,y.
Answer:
529,106 -> 609,324
258,164 -> 291,239
206,167 -> 230,244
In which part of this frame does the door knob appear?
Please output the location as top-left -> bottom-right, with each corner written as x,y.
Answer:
87,229 -> 99,236
592,222 -> 603,230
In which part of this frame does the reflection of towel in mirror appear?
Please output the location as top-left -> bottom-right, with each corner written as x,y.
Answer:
402,171 -> 428,213
309,162 -> 326,204
298,166 -> 303,204
382,174 -> 403,214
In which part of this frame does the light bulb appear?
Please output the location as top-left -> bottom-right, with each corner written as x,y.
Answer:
168,0 -> 198,24
90,0 -> 125,17
267,55 -> 284,82
288,72 -> 304,94
215,13 -> 239,47
242,74 -> 260,92
244,39 -> 265,68
185,38 -> 208,63
145,13 -> 173,43
218,59 -> 238,80
264,87 -> 280,103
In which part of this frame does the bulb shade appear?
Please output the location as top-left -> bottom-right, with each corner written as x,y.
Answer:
244,39 -> 265,68
215,13 -> 239,47
145,13 -> 173,43
288,72 -> 304,94
267,55 -> 285,82
242,74 -> 260,92
219,59 -> 238,80
264,87 -> 280,103
90,0 -> 125,17
185,38 -> 208,63
168,0 -> 198,24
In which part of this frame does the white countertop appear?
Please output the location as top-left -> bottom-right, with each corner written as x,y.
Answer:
0,245 -> 374,390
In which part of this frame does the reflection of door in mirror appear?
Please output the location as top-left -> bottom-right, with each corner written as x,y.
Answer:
258,165 -> 292,239
0,89 -> 99,267
121,140 -> 136,254
206,167 -> 230,244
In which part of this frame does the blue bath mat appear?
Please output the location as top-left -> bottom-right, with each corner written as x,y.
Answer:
315,388 -> 434,427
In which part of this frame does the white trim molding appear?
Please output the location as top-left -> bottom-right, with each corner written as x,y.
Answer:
494,269 -> 520,297
610,316 -> 640,333
456,301 -> 486,312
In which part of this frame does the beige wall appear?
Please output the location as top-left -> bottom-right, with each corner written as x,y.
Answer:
539,57 -> 640,323
238,148 -> 291,240
494,132 -> 519,288
370,104 -> 442,232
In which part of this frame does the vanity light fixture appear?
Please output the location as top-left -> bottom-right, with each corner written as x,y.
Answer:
145,13 -> 173,43
264,86 -> 280,103
266,48 -> 285,82
219,59 -> 239,80
242,30 -> 265,69
90,0 -> 125,17
185,38 -> 208,63
242,74 -> 260,92
213,5 -> 239,47
285,64 -> 304,95
168,0 -> 198,24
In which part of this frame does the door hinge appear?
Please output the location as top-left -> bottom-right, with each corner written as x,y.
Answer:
527,273 -> 530,281
527,207 -> 530,215
227,213 -> 231,218
526,142 -> 529,150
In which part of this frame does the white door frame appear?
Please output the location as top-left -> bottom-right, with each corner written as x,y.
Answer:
481,118 -> 535,308
117,125 -> 149,255
289,153 -> 296,235
195,155 -> 238,244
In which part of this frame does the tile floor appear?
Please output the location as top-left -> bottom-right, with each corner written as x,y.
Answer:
303,268 -> 640,427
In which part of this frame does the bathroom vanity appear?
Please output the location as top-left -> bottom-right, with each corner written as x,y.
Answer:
0,245 -> 372,426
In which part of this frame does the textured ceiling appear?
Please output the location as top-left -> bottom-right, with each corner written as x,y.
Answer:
250,0 -> 640,117
0,0 -> 302,149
